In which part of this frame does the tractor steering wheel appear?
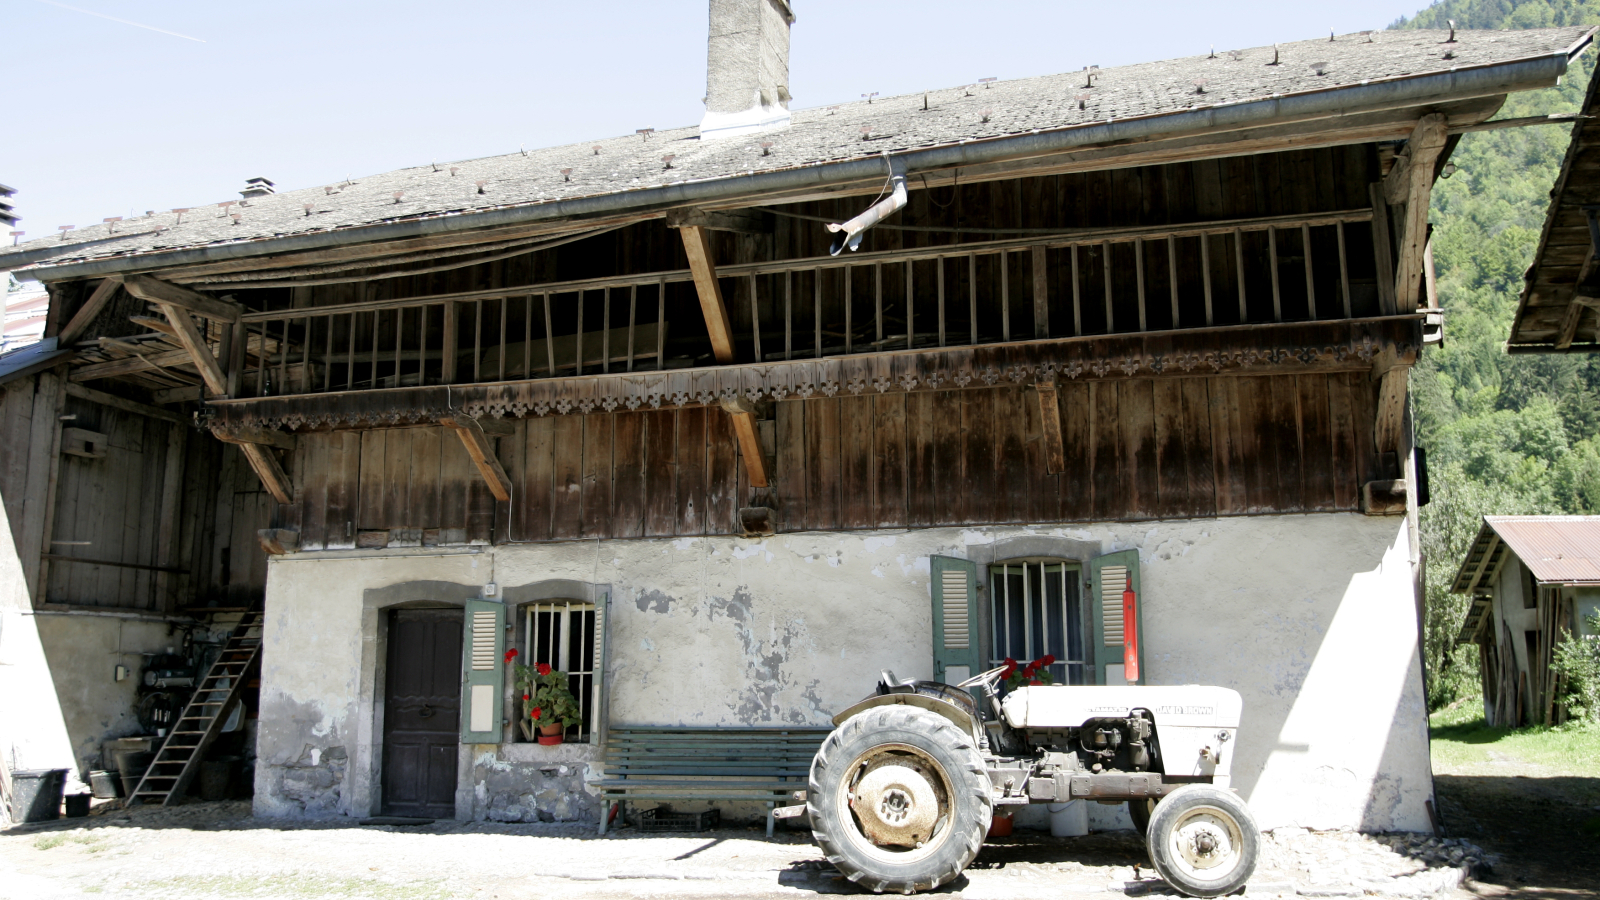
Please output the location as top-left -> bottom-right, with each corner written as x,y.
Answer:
956,664 -> 1009,694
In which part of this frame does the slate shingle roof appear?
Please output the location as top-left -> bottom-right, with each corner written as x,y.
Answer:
2,26 -> 1591,276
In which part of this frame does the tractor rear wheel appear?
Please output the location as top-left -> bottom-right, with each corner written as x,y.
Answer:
807,706 -> 992,894
1128,797 -> 1156,835
1144,784 -> 1260,898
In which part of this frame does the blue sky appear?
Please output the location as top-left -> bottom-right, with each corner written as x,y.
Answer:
4,0 -> 1437,243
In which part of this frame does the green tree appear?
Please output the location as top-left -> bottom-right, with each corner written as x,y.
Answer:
1394,0 -> 1600,708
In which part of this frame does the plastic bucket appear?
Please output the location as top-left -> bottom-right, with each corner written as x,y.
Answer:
10,769 -> 69,823
64,794 -> 92,818
1047,800 -> 1088,837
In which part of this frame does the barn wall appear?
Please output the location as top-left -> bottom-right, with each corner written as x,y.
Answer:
281,372 -> 1380,548
255,512 -> 1431,831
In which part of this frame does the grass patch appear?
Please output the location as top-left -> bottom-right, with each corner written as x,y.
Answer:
1430,696 -> 1600,775
32,835 -> 67,850
137,875 -> 455,899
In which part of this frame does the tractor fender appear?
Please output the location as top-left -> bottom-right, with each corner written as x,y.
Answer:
830,692 -> 982,742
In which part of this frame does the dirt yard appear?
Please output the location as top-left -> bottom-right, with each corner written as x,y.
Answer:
0,798 -> 1491,900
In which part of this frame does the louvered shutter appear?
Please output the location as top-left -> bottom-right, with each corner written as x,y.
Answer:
931,556 -> 981,685
1089,550 -> 1143,685
460,598 -> 506,743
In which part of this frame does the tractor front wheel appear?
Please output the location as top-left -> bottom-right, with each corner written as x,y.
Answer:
1145,784 -> 1260,898
807,706 -> 992,894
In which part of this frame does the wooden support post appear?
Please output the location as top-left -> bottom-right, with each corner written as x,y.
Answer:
1036,378 -> 1065,474
20,369 -> 68,604
441,414 -> 513,501
719,395 -> 771,488
154,303 -> 227,396
155,423 -> 186,613
679,225 -> 737,364
1373,366 -> 1409,455
441,300 -> 459,383
122,274 -> 242,322
1369,184 -> 1398,316
1388,114 -> 1450,310
57,276 -> 123,345
1031,245 -> 1050,338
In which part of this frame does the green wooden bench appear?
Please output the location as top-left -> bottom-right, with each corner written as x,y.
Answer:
597,725 -> 832,837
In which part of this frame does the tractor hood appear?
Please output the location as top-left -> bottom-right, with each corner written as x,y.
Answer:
1001,685 -> 1243,730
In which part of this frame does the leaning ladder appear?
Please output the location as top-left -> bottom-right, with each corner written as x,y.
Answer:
127,611 -> 263,807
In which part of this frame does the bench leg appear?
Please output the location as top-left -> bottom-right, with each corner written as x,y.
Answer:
598,800 -> 610,835
766,802 -> 776,839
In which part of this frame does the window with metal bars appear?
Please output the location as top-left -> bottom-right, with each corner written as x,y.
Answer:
524,601 -> 599,743
989,559 -> 1086,685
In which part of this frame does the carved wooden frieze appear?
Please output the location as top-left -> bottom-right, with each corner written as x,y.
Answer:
206,317 -> 1420,431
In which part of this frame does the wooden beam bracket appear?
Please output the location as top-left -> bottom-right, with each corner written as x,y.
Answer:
58,277 -> 124,345
441,414 -> 514,502
1034,375 -> 1065,475
122,274 -> 243,322
213,424 -> 297,452
666,207 -> 775,235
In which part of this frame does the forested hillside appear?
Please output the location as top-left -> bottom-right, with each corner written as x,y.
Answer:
1393,0 -> 1600,706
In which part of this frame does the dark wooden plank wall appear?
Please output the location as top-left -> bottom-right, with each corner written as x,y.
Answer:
0,380 -> 36,553
283,372 -> 1375,549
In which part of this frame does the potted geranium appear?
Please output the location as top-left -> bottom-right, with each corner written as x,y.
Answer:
1001,655 -> 1056,691
507,649 -> 583,745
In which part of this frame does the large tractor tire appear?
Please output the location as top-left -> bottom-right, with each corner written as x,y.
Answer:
1128,797 -> 1156,835
1144,784 -> 1260,898
807,706 -> 992,894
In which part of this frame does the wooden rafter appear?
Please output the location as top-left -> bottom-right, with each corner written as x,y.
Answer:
441,414 -> 513,501
57,276 -> 123,345
1555,296 -> 1600,349
153,303 -> 226,395
213,424 -> 297,452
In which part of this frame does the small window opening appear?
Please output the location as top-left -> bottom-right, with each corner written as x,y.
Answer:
989,558 -> 1086,685
524,601 -> 599,743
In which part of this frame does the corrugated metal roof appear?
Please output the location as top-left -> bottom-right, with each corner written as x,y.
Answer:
1484,515 -> 1600,584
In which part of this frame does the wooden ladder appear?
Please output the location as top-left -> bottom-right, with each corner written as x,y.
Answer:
127,611 -> 263,807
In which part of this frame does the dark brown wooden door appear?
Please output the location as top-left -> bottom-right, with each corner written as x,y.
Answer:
381,608 -> 461,818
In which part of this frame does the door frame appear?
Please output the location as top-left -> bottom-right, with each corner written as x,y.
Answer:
352,580 -> 480,821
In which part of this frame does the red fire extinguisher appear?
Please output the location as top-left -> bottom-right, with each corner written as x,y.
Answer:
1122,573 -> 1140,683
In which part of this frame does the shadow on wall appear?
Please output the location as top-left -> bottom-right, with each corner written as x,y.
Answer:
1221,522 -> 1431,831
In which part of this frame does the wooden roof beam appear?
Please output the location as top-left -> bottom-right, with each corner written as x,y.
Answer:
122,274 -> 241,322
1554,295 -> 1600,349
153,303 -> 226,396
441,414 -> 513,502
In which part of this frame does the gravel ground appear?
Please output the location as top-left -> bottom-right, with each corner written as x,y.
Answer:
0,800 -> 1489,900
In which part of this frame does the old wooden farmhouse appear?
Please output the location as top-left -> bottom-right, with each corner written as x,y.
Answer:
2,3 -> 1593,831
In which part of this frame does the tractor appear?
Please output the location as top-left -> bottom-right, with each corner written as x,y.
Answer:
777,667 -> 1260,897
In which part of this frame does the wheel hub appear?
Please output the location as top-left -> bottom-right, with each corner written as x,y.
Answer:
852,763 -> 939,847
1174,815 -> 1235,871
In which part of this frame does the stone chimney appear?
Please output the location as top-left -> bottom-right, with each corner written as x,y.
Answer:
700,0 -> 794,140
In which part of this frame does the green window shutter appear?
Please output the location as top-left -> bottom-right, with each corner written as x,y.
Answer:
460,598 -> 506,743
931,555 -> 981,685
1089,550 -> 1143,685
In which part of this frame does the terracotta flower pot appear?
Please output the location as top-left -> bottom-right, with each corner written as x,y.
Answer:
537,723 -> 564,746
987,811 -> 1013,837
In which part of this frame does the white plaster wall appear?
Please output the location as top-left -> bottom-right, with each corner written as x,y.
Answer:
257,513 -> 1432,831
33,614 -> 175,774
0,496 -> 84,813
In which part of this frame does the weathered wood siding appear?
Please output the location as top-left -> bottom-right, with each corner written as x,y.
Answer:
282,371 -> 1376,549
